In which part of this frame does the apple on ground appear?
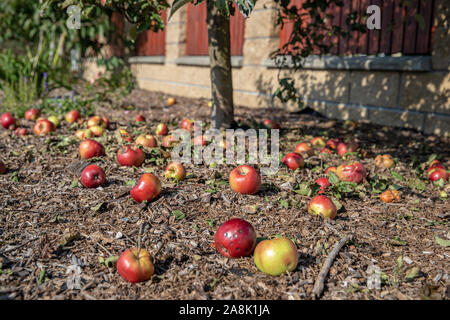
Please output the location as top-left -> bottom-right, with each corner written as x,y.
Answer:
135,134 -> 157,148
263,119 -> 280,129
428,167 -> 448,181
214,218 -> 256,258
164,162 -> 186,181
167,97 -> 176,106
193,135 -> 208,146
79,139 -> 105,159
33,119 -> 55,135
80,164 -> 106,188
135,114 -> 145,122
307,195 -> 337,219
326,138 -> 341,150
380,189 -> 401,203
337,140 -> 358,156
1,112 -> 16,130
180,119 -> 194,131
117,146 -> 145,167
325,166 -> 337,175
14,128 -> 28,137
320,148 -> 333,155
117,248 -> 155,283
47,115 -> 61,128
427,161 -> 446,172
208,100 -> 213,108
310,137 -> 326,148
229,165 -> 261,195
89,125 -> 105,137
0,161 -> 6,174
115,128 -> 133,143
162,135 -> 178,148
315,177 -> 331,194
282,152 -> 304,170
25,108 -> 40,121
87,116 -> 107,129
254,237 -> 298,276
130,173 -> 162,203
375,154 -> 395,169
75,129 -> 93,140
155,123 -> 168,136
336,162 -> 367,183
294,142 -> 314,157
65,110 -> 81,124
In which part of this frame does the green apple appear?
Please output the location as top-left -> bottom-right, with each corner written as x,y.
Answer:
254,237 -> 298,276
47,115 -> 61,128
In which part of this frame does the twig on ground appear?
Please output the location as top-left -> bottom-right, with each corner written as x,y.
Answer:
312,234 -> 353,299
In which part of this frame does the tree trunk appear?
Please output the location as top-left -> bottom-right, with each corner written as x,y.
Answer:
206,0 -> 234,129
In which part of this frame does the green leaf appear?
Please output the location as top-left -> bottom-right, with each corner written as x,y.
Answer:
90,202 -> 104,212
434,235 -> 450,247
390,236 -> 408,246
331,198 -> 342,211
126,179 -> 136,186
70,179 -> 79,188
105,256 -> 119,267
433,178 -> 445,188
171,210 -> 185,220
390,170 -> 405,181
328,171 -> 339,184
405,267 -> 421,281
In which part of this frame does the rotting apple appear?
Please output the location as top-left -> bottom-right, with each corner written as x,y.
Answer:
79,139 -> 105,159
155,123 -> 168,136
135,134 -> 158,148
374,154 -> 395,169
307,195 -> 337,219
229,165 -> 261,195
47,115 -> 61,128
65,110 -> 81,124
14,128 -> 28,137
117,248 -> 155,283
428,167 -> 449,182
282,152 -> 304,170
1,112 -> 16,130
254,237 -> 298,276
80,164 -> 106,188
315,177 -> 331,194
117,145 -> 145,167
337,140 -> 358,156
380,189 -> 400,203
75,129 -> 93,140
25,108 -> 40,121
294,142 -> 314,157
130,173 -> 162,203
33,119 -> 55,135
310,137 -> 326,148
164,162 -> 186,181
336,162 -> 367,183
214,218 -> 256,258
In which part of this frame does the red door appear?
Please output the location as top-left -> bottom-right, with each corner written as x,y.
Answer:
136,11 -> 167,56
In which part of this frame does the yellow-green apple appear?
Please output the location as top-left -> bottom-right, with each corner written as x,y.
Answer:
47,115 -> 61,128
214,218 -> 256,258
263,119 -> 280,129
162,135 -> 178,148
117,248 -> 155,283
326,138 -> 341,150
155,123 -> 168,136
134,114 -> 145,122
135,134 -> 157,148
87,115 -> 107,129
130,173 -> 161,203
79,139 -> 105,159
315,177 -> 330,194
254,237 -> 298,276
336,162 -> 367,183
282,152 -> 304,170
89,125 -> 105,137
428,167 -> 448,181
307,195 -> 337,219
33,119 -> 55,135
25,108 -> 40,121
310,137 -> 326,148
167,97 -> 176,106
164,162 -> 186,181
229,165 -> 261,195
337,140 -> 358,156
374,154 -> 394,169
0,161 -> 6,174
65,110 -> 81,124
75,129 -> 93,140
80,164 -> 106,188
294,142 -> 314,157
1,112 -> 16,130
117,145 -> 145,167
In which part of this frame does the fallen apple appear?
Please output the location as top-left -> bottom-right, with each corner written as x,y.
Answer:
79,139 -> 105,159
214,218 -> 256,258
87,115 -> 107,129
326,138 -> 342,150
229,165 -> 261,195
307,195 -> 337,219
155,123 -> 168,136
320,148 -> 333,155
1,112 -> 16,130
380,189 -> 400,203
310,137 -> 326,148
315,177 -> 331,194
193,135 -> 208,146
428,167 -> 448,182
282,152 -> 304,170
135,114 -> 145,122
162,135 -> 178,148
75,129 -> 93,140
117,145 -> 145,167
33,119 -> 55,135
117,248 -> 155,283
263,119 -> 280,129
130,173 -> 161,203
337,140 -> 358,156
65,110 -> 81,124
25,108 -> 40,121
180,119 -> 194,131
254,237 -> 298,276
374,154 -> 395,169
164,162 -> 186,181
14,128 -> 28,137
47,115 -> 61,128
167,97 -> 176,106
80,164 -> 106,188
294,142 -> 314,157
336,162 -> 367,183
325,166 -> 337,175
89,125 -> 105,137
135,134 -> 158,148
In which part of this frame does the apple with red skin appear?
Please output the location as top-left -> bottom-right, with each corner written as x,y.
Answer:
325,166 -> 337,175
429,160 -> 442,168
310,137 -> 326,148
89,125 -> 105,137
135,114 -> 145,122
80,164 -> 106,188
130,173 -> 162,203
427,162 -> 446,172
75,129 -> 93,140
263,119 -> 280,129
294,142 -> 314,157
0,161 -> 6,174
315,177 -> 331,194
428,167 -> 448,182
326,138 -> 341,150
14,128 -> 28,137
87,116 -> 108,129
115,128 -> 133,143
164,162 -> 186,181
337,140 -> 358,156
155,123 -> 168,136
167,97 -> 176,106
180,119 -> 194,131
1,112 -> 16,130
282,152 -> 304,170
65,110 -> 80,124
117,248 -> 155,283
47,115 -> 61,128
135,134 -> 157,148
117,146 -> 145,167
214,218 -> 256,258
307,195 -> 337,219
336,162 -> 367,183
254,237 -> 298,276
25,108 -> 40,121
79,139 -> 105,159
162,135 -> 178,148
229,165 -> 261,195
320,148 -> 333,155
33,119 -> 55,135
193,135 -> 208,146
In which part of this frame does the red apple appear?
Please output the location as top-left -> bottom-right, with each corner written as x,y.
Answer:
116,248 -> 155,283
193,135 -> 208,146
115,128 -> 133,143
87,116 -> 107,129
89,125 -> 105,137
294,142 -> 314,157
307,195 -> 337,219
337,140 -> 358,156
130,173 -> 162,203
427,163 -> 446,172
254,237 -> 298,276
117,146 -> 145,167
320,148 -> 333,155
229,165 -> 261,195
326,138 -> 341,150
428,167 -> 448,182
325,166 -> 337,175
79,139 -> 105,159
14,128 -> 28,137
75,129 -> 93,140
1,112 -> 16,130
135,114 -> 145,122
65,110 -> 81,124
155,123 -> 168,136
336,162 -> 367,183
0,161 -> 6,174
315,177 -> 331,194
80,164 -> 106,188
25,108 -> 40,121
282,152 -> 304,170
164,162 -> 186,181
181,119 -> 194,131
135,134 -> 157,148
162,135 -> 178,148
47,115 -> 61,128
214,218 -> 256,258
33,119 -> 55,135
310,137 -> 326,148
263,119 -> 280,129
